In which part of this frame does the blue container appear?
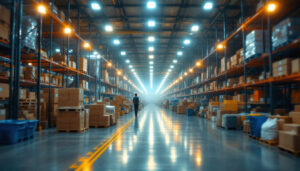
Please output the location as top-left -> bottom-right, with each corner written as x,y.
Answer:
121,106 -> 125,111
0,120 -> 27,145
249,116 -> 268,138
25,120 -> 38,139
186,108 -> 194,116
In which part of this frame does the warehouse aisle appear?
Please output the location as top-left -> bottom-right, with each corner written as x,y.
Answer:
1,105 -> 300,171
89,105 -> 300,171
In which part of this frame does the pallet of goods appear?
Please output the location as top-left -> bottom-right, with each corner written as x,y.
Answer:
89,103 -> 110,128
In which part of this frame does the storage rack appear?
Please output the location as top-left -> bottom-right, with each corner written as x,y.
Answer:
0,0 -> 136,125
164,0 -> 300,114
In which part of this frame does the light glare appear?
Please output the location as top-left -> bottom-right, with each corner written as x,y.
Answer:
203,2 -> 213,10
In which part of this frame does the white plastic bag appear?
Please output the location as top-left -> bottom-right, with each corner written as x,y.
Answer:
261,118 -> 278,141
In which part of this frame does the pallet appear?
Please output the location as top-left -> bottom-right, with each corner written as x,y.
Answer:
0,97 -> 9,100
20,99 -> 36,103
259,138 -> 277,146
58,106 -> 84,111
89,125 -> 109,128
278,146 -> 300,156
57,129 -> 85,133
0,37 -> 9,44
244,54 -> 262,62
79,70 -> 88,74
249,135 -> 260,140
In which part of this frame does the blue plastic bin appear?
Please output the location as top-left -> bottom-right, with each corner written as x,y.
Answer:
249,116 -> 268,138
25,120 -> 38,139
0,120 -> 27,145
186,108 -> 194,116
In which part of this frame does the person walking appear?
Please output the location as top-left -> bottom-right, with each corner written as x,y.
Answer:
133,93 -> 139,117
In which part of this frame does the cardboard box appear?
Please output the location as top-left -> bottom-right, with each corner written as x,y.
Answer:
0,83 -> 9,99
217,110 -> 236,127
56,110 -> 85,131
292,58 -> 300,74
289,111 -> 300,124
294,105 -> 300,111
291,89 -> 300,104
84,109 -> 89,130
43,88 -> 59,104
0,109 -> 6,120
283,124 -> 300,135
278,131 -> 300,153
79,57 -> 88,73
220,100 -> 238,112
52,53 -> 67,64
27,92 -> 36,99
58,88 -> 84,107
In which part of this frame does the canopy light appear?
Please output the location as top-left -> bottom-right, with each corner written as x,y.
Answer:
148,36 -> 155,42
64,27 -> 72,34
55,48 -> 60,53
97,55 -> 101,59
37,4 -> 46,14
177,51 -> 183,56
149,55 -> 154,59
184,72 -> 188,76
196,61 -> 202,67
183,39 -> 191,45
148,20 -> 156,27
179,76 -> 183,80
191,25 -> 199,32
107,62 -> 112,67
83,42 -> 91,49
125,59 -> 130,63
148,46 -> 154,52
91,2 -> 101,10
113,39 -> 120,45
189,68 -> 194,73
131,69 -> 135,72
105,25 -> 113,32
147,1 -> 156,9
129,65 -> 133,68
203,2 -> 213,10
121,51 -> 126,56
170,65 -> 174,68
149,61 -> 154,65
173,59 -> 178,63
217,43 -> 224,50
117,70 -> 122,76
266,2 -> 277,13
150,66 -> 153,69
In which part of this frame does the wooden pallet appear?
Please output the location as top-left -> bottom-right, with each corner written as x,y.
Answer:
57,129 -> 85,133
0,97 -> 9,100
89,125 -> 109,128
278,146 -> 300,156
249,135 -> 260,140
259,139 -> 277,146
20,99 -> 37,103
0,37 -> 9,44
58,106 -> 84,111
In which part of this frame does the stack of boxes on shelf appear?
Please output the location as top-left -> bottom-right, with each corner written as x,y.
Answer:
273,58 -> 292,77
245,30 -> 269,60
89,103 -> 111,128
278,106 -> 300,153
19,91 -> 36,120
52,53 -> 67,66
79,57 -> 88,73
40,88 -> 59,127
56,88 -> 87,132
0,5 -> 10,42
207,101 -> 219,120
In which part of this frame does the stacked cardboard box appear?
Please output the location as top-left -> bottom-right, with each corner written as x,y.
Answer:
19,91 -> 37,120
217,100 -> 238,127
56,110 -> 85,132
23,66 -> 36,81
273,58 -> 292,77
79,80 -> 89,90
292,58 -> 300,74
51,53 -> 67,65
0,5 -> 10,42
220,57 -> 225,73
278,106 -> 300,153
106,105 -> 116,125
58,88 -> 84,107
79,57 -> 88,73
89,104 -> 110,127
41,88 -> 59,126
84,109 -> 89,130
0,83 -> 9,99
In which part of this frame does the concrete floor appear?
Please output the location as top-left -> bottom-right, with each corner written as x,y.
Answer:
0,105 -> 300,171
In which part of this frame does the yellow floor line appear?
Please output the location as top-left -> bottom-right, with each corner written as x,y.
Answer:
69,117 -> 135,171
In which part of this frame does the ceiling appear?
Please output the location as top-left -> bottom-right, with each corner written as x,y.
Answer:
33,0 -> 259,93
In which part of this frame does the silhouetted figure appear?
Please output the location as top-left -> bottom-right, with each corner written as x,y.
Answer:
132,93 -> 139,118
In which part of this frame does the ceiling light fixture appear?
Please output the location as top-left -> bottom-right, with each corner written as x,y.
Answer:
147,20 -> 156,27
148,46 -> 154,52
105,25 -> 113,32
173,59 -> 178,63
121,51 -> 126,56
177,51 -> 183,56
203,2 -> 213,10
149,55 -> 154,59
147,1 -> 156,9
183,39 -> 191,45
191,25 -> 199,32
91,2 -> 101,10
148,36 -> 155,42
113,39 -> 120,45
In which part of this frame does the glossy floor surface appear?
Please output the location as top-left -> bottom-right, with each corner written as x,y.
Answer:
1,105 -> 300,171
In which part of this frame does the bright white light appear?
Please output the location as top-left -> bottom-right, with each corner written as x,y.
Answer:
55,48 -> 60,53
97,55 -> 101,59
149,61 -> 154,65
131,69 -> 135,72
148,36 -> 155,42
147,1 -> 156,9
203,2 -> 213,10
129,65 -> 133,68
184,39 -> 191,45
150,66 -> 153,69
168,69 -> 171,72
177,51 -> 183,56
191,25 -> 199,32
121,51 -> 126,56
93,51 -> 98,55
148,20 -> 156,27
149,46 -> 154,52
69,49 -> 73,53
105,25 -> 113,32
170,65 -> 174,68
113,39 -> 120,45
173,59 -> 178,63
91,2 -> 101,10
125,59 -> 130,63
149,55 -> 154,59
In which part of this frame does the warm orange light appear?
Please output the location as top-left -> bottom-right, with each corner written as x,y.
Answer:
179,76 -> 183,80
266,2 -> 277,13
189,68 -> 193,73
196,61 -> 202,67
117,70 -> 122,76
37,4 -> 46,14
83,42 -> 91,49
184,72 -> 188,76
217,43 -> 224,50
64,27 -> 72,34
107,62 -> 112,67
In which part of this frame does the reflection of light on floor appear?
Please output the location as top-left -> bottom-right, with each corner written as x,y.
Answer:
147,155 -> 156,170
129,138 -> 133,151
195,150 -> 202,167
109,144 -> 113,151
83,165 -> 91,171
171,146 -> 177,163
122,150 -> 128,164
189,143 -> 194,156
184,137 -> 188,149
149,117 -> 154,147
115,135 -> 122,151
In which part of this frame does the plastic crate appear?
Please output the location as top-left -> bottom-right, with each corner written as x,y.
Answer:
25,120 -> 38,139
249,116 -> 268,138
0,120 -> 27,145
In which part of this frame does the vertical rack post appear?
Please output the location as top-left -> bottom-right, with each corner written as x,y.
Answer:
36,15 -> 42,122
65,0 -> 70,88
8,0 -> 17,119
48,0 -> 54,127
223,11 -> 228,97
12,0 -> 23,119
268,15 -> 273,115
75,8 -> 80,88
241,0 -> 248,113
